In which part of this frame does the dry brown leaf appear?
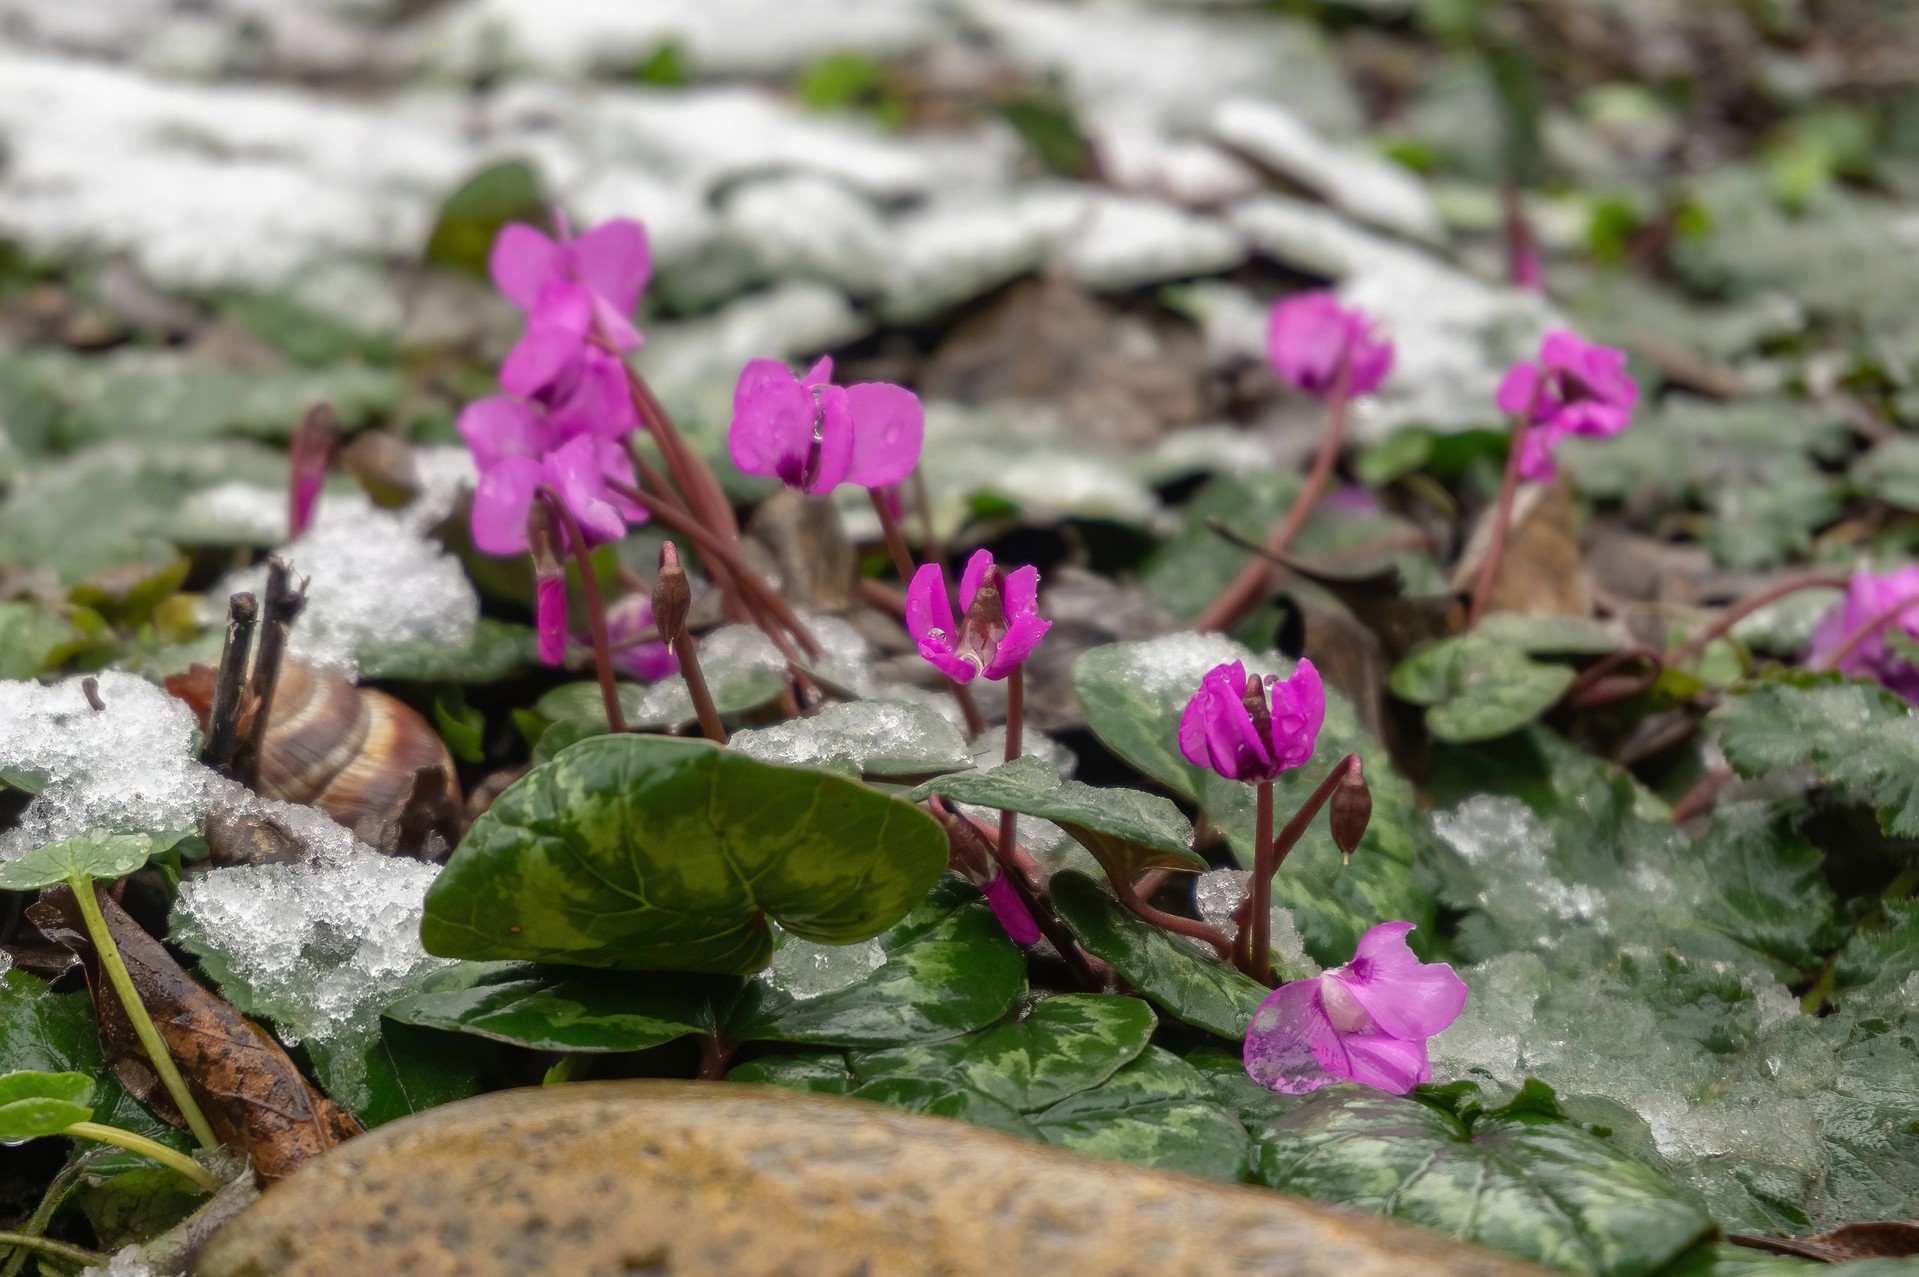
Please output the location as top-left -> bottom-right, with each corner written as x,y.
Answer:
1731,1223 -> 1919,1263
1453,477 -> 1593,618
28,883 -> 361,1183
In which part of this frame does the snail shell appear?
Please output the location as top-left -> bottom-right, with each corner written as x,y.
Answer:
167,662 -> 461,837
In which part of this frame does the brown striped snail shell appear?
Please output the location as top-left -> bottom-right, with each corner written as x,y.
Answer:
166,661 -> 461,842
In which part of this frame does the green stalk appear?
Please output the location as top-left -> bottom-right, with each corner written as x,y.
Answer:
67,873 -> 219,1150
0,1234 -> 104,1271
63,1122 -> 221,1193
0,1154 -> 93,1277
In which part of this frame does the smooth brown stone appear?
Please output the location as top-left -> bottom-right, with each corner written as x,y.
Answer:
192,1080 -> 1551,1277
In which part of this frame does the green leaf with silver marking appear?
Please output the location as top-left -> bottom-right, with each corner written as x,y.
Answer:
0,832 -> 155,891
421,735 -> 949,974
910,756 -> 1204,883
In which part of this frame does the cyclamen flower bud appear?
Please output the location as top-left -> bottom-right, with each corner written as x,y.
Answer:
527,498 -> 566,668
1329,760 -> 1371,862
651,541 -> 691,653
287,401 -> 340,540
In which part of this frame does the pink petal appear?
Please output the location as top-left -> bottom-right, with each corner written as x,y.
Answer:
569,218 -> 652,315
548,347 -> 638,441
592,440 -> 645,523
957,549 -> 994,613
1335,921 -> 1469,1042
1515,422 -> 1563,483
1347,330 -> 1394,396
1338,1032 -> 1432,1094
1495,363 -> 1543,419
1244,979 -> 1345,1095
471,456 -> 542,556
800,355 -> 834,388
842,382 -> 925,489
545,437 -> 628,546
501,326 -> 586,401
489,223 -> 566,311
798,384 -> 854,494
535,576 -> 567,667
981,613 -> 1051,680
999,563 -> 1041,619
984,872 -> 1042,945
1266,659 -> 1324,772
904,563 -> 956,649
590,294 -> 644,352
457,397 -> 549,471
728,360 -> 810,479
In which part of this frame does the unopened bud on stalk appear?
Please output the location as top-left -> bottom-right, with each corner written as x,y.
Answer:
1329,757 -> 1370,863
287,402 -> 340,540
652,541 -> 691,653
527,498 -> 566,668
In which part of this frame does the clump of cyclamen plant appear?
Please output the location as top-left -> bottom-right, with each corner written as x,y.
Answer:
1244,921 -> 1467,1096
1470,329 -> 1637,627
1179,658 -> 1370,985
1197,292 -> 1393,634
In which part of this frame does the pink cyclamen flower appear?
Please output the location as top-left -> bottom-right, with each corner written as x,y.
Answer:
728,356 -> 923,495
906,550 -> 1050,684
1244,921 -> 1467,1096
1807,567 -> 1919,703
983,870 -> 1042,945
469,434 -> 643,557
490,213 -> 651,349
1179,659 -> 1324,783
1496,329 -> 1638,482
1266,291 -> 1393,398
600,592 -> 680,682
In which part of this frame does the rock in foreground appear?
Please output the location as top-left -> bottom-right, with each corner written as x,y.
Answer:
192,1079 -> 1548,1277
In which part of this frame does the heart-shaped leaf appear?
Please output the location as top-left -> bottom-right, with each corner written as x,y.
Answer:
1391,634 -> 1577,743
0,1069 -> 96,1144
1251,1084 -> 1714,1277
851,994 -> 1156,1113
403,880 -> 1024,1051
384,965 -> 725,1054
732,882 -> 1027,1046
1050,870 -> 1268,1040
421,735 -> 949,974
910,756 -> 1204,884
1715,672 -> 1919,837
0,832 -> 155,891
1030,1047 -> 1249,1182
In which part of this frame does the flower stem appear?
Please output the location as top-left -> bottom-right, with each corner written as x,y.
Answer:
607,477 -> 821,660
1242,754 -> 1364,984
67,874 -> 218,1151
536,486 -> 626,734
620,363 -> 741,548
1561,646 -> 1664,709
870,487 -> 983,736
696,1032 -> 734,1081
1467,380 -> 1546,629
997,667 -> 1024,871
1665,573 -> 1850,667
1809,591 -> 1919,674
1196,357 -> 1352,634
0,1233 -> 106,1270
63,1122 -> 221,1194
1248,781 -> 1275,983
676,629 -> 726,744
1113,876 -> 1233,961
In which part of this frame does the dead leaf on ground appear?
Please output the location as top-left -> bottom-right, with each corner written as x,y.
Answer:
1731,1223 -> 1919,1263
1453,477 -> 1593,618
28,883 -> 361,1184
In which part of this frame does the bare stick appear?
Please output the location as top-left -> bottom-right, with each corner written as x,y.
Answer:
537,488 -> 627,734
232,558 -> 306,788
80,678 -> 105,713
204,592 -> 258,772
1196,358 -> 1352,633
1666,573 -> 1850,667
